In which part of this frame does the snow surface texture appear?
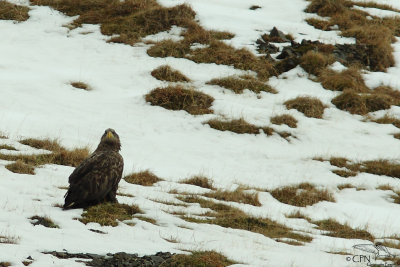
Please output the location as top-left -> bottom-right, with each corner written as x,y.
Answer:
1,0 -> 400,266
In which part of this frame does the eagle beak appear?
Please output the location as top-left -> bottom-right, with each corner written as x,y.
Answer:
106,131 -> 114,139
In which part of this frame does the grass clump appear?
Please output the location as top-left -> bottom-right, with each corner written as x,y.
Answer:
166,251 -> 234,267
305,0 -> 351,17
270,183 -> 334,207
370,115 -> 400,129
147,39 -> 190,58
0,262 -> 11,267
284,97 -> 326,118
0,233 -> 19,244
29,216 -> 59,228
204,188 -> 261,206
206,118 -> 273,135
6,160 -> 35,175
207,75 -> 276,94
353,2 -> 400,12
71,81 -> 91,91
332,90 -> 392,115
0,144 -> 16,151
305,18 -> 332,31
270,114 -> 298,128
300,51 -> 334,75
332,169 -> 357,178
181,176 -> 214,189
145,85 -> 214,115
124,170 -> 162,186
314,219 -> 373,241
79,202 -> 141,226
180,196 -> 312,244
337,184 -> 356,190
319,67 -> 368,92
151,65 -> 190,82
0,1 -> 30,22
0,138 -> 89,169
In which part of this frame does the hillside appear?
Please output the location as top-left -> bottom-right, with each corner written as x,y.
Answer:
1,0 -> 400,266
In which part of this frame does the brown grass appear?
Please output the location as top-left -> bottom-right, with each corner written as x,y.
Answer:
319,67 -> 368,92
284,97 -> 326,118
207,75 -> 276,94
370,114 -> 400,129
300,51 -> 334,75
124,170 -> 162,186
71,81 -> 91,90
353,2 -> 400,12
332,169 -> 357,178
377,184 -> 393,191
6,160 -> 35,175
180,196 -> 312,243
313,219 -> 374,241
165,251 -> 234,267
270,183 -> 334,207
145,85 -> 214,115
0,144 -> 16,150
0,233 -> 19,244
305,0 -> 351,17
270,114 -> 298,128
394,133 -> 400,140
79,202 -> 141,226
206,118 -> 273,135
305,18 -> 332,31
181,176 -> 214,189
151,65 -> 190,82
147,39 -> 190,58
204,188 -> 261,206
286,211 -> 310,220
0,262 -> 11,267
332,90 -> 392,115
30,216 -> 59,228
0,1 -> 30,22
337,184 -> 356,190
0,138 -> 89,169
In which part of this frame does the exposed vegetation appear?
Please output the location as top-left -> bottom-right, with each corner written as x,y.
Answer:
79,202 -> 142,226
0,262 -> 11,267
0,138 -> 89,171
180,196 -> 312,244
305,18 -> 332,31
370,114 -> 400,129
270,183 -> 334,207
0,1 -> 30,22
207,75 -> 276,94
353,2 -> 400,12
0,144 -> 16,150
71,81 -> 91,91
181,176 -> 214,189
124,170 -> 162,186
204,188 -> 261,206
319,67 -> 368,92
29,216 -> 59,228
332,169 -> 357,178
0,234 -> 19,244
313,219 -> 373,241
145,85 -> 214,115
6,160 -> 35,175
300,51 -> 334,75
166,251 -> 235,267
337,184 -> 356,190
151,65 -> 190,82
284,97 -> 326,118
206,118 -> 273,135
270,114 -> 298,128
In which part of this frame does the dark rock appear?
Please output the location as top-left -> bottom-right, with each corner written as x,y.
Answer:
270,27 -> 290,42
249,5 -> 261,10
89,229 -> 107,234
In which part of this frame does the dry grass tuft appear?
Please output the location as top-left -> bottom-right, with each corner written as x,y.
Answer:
319,67 -> 368,92
270,114 -> 298,128
0,262 -> 11,267
145,85 -> 214,115
370,115 -> 400,129
332,90 -> 392,115
314,219 -> 374,241
0,1 -> 30,22
20,138 -> 63,151
284,97 -> 326,118
6,160 -> 35,175
0,233 -> 19,244
147,39 -> 190,58
204,188 -> 261,206
151,65 -> 190,82
270,183 -> 334,207
377,184 -> 393,191
332,169 -> 357,178
206,118 -> 274,135
305,18 -> 332,31
207,75 -> 277,94
180,196 -> 312,243
0,144 -> 16,151
305,0 -> 351,17
286,211 -> 310,220
337,184 -> 356,190
353,2 -> 400,12
71,81 -> 91,90
124,170 -> 162,186
167,251 -> 234,267
79,202 -> 141,226
181,176 -> 214,189
300,51 -> 334,75
30,216 -> 59,228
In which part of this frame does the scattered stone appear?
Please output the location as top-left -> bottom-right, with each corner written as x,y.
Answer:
270,27 -> 291,42
88,229 -> 107,234
43,251 -> 174,267
249,5 -> 261,10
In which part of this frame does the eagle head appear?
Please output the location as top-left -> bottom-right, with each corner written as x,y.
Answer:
97,128 -> 121,151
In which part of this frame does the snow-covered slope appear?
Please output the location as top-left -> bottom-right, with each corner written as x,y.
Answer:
1,0 -> 400,266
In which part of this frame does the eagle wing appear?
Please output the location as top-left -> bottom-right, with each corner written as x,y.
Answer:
64,151 -> 123,209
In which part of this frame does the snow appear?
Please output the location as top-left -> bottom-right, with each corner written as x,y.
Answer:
1,0 -> 400,266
